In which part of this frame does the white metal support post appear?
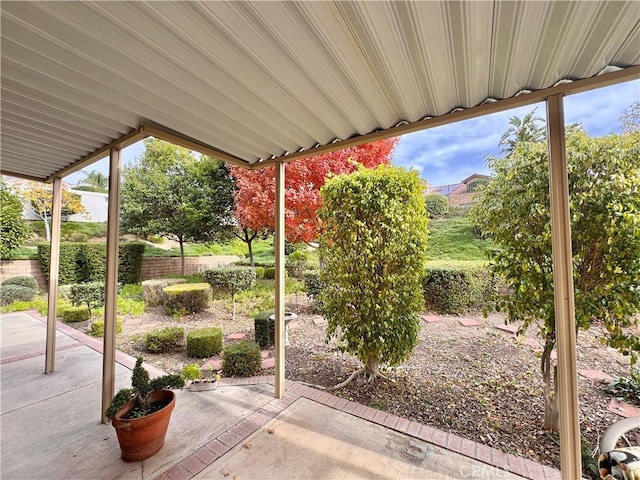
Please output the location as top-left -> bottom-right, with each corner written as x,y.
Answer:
101,147 -> 121,423
44,177 -> 63,374
546,94 -> 581,478
274,161 -> 286,398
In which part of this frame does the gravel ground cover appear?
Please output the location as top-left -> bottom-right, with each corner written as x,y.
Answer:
73,294 -> 636,476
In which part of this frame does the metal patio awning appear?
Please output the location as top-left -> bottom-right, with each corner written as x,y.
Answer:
2,1 -> 638,181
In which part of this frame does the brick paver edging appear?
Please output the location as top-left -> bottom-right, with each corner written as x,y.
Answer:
155,377 -> 562,480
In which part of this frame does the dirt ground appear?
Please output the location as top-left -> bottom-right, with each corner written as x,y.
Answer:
73,295 -> 636,477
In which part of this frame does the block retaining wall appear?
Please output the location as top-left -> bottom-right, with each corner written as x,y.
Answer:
0,255 -> 240,291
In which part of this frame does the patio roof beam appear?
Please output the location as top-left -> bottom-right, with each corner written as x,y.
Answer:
44,177 -> 62,374
47,128 -> 145,183
254,66 -> 640,169
101,147 -> 122,424
546,94 -> 581,477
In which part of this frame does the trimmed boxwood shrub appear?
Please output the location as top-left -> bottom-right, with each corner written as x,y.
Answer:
425,193 -> 450,218
62,306 -> 91,323
422,261 -> 497,315
303,271 -> 325,311
2,276 -> 38,290
37,242 -> 145,285
163,283 -> 211,316
187,327 -> 223,358
69,282 -> 105,313
90,318 -> 123,337
142,278 -> 187,307
204,267 -> 256,297
0,285 -> 37,305
254,311 -> 275,349
285,250 -> 309,278
222,340 -> 262,377
144,326 -> 185,353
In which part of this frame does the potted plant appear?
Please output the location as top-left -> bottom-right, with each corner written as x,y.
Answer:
106,357 -> 185,462
182,363 -> 220,392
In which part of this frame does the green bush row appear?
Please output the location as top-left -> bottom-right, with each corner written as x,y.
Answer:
422,261 -> 497,315
61,306 -> 91,323
37,242 -> 145,285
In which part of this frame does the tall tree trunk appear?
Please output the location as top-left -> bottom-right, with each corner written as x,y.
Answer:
247,238 -> 254,268
541,339 -> 559,431
44,214 -> 51,242
365,353 -> 380,380
179,237 -> 186,276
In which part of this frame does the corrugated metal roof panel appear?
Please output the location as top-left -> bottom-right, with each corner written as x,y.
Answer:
1,1 -> 638,181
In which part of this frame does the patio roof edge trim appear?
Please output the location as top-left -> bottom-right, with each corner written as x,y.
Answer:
139,124 -> 249,169
45,128 -> 146,183
0,170 -> 50,183
253,65 -> 640,169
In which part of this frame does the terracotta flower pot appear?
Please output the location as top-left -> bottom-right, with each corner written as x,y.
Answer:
111,390 -> 175,462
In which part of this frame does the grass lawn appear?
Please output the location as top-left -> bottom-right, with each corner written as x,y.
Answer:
427,216 -> 492,262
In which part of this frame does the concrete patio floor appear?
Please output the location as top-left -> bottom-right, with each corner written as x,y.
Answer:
0,311 -> 562,480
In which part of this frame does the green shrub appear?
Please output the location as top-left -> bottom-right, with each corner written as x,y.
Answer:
255,267 -> 266,280
422,261 -> 496,315
2,276 -> 38,290
425,193 -> 449,218
142,278 -> 187,307
57,285 -> 73,301
466,177 -> 490,193
90,318 -> 123,336
144,326 -> 185,353
37,242 -> 145,285
285,250 -> 309,278
62,306 -> 91,323
254,311 -> 275,349
303,271 -> 324,301
263,267 -> 288,280
182,363 -> 201,381
605,367 -> 640,406
204,267 -> 256,297
0,285 -> 36,305
66,232 -> 88,242
187,327 -> 223,358
69,282 -> 106,313
222,341 -> 262,377
163,283 -> 211,316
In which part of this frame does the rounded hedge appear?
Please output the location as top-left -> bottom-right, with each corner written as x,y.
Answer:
425,193 -> 450,218
90,318 -> 123,337
222,341 -> 262,377
142,278 -> 187,307
0,285 -> 37,306
61,306 -> 91,323
163,283 -> 211,316
2,276 -> 38,290
144,326 -> 185,353
187,327 -> 223,358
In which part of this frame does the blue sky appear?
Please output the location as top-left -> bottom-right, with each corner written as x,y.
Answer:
67,80 -> 639,188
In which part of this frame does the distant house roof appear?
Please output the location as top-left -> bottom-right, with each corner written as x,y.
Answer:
433,183 -> 464,196
461,173 -> 491,184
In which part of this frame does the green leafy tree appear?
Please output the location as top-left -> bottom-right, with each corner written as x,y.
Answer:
498,107 -> 546,155
21,181 -> 85,241
471,129 -> 640,431
77,169 -> 108,192
319,165 -> 429,388
0,181 -> 29,259
121,138 -> 236,275
620,100 -> 640,134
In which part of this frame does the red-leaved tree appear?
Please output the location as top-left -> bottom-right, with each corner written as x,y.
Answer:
231,138 -> 398,264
